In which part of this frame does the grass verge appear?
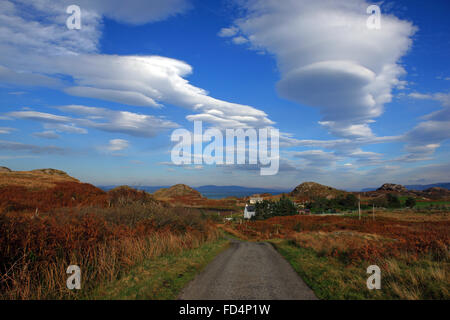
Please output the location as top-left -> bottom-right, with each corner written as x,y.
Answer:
270,239 -> 449,300
83,238 -> 229,300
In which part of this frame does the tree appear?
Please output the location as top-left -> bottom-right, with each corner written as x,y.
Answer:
343,194 -> 358,208
405,197 -> 416,208
254,197 -> 297,219
276,196 -> 297,216
386,193 -> 402,208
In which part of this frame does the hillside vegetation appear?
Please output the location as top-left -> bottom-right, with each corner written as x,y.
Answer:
290,182 -> 348,200
0,169 -> 226,299
0,167 -> 79,189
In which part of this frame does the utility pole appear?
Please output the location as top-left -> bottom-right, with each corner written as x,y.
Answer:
372,203 -> 375,221
358,194 -> 361,220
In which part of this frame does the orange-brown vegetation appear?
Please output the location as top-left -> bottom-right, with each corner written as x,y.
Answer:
0,168 -> 78,189
229,214 -> 449,263
0,170 -> 222,299
0,205 -> 220,299
290,181 -> 348,200
0,182 -> 107,213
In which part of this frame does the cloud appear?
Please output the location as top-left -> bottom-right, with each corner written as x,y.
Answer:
6,105 -> 179,138
43,123 -> 88,134
74,0 -> 191,25
0,66 -> 61,87
403,92 -> 450,160
8,91 -> 27,95
232,36 -> 248,45
6,111 -> 71,123
0,139 -> 65,154
32,131 -> 60,139
409,92 -> 450,109
55,55 -> 273,128
0,1 -> 274,130
58,105 -> 179,137
103,139 -> 129,152
0,127 -> 15,134
218,26 -> 238,37
64,86 -> 161,107
228,0 -> 416,138
291,150 -> 339,167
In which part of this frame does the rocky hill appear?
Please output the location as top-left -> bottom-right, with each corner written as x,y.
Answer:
153,184 -> 202,199
421,187 -> 450,200
0,167 -> 79,189
0,168 -> 105,212
376,183 -> 408,193
290,182 -> 347,200
362,183 -> 450,201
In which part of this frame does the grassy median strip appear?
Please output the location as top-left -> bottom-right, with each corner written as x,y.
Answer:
85,238 -> 229,300
270,239 -> 449,300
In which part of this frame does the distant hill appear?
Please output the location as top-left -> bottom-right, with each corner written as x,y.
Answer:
290,182 -> 348,200
0,167 -> 79,189
153,184 -> 203,199
405,182 -> 450,191
362,182 -> 450,192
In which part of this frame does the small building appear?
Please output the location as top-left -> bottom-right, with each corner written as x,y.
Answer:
249,197 -> 263,204
244,204 -> 256,219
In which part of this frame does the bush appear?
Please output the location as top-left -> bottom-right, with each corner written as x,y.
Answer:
387,193 -> 402,208
405,197 -> 416,208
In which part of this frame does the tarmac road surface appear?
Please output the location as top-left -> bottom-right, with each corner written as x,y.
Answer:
178,240 -> 318,300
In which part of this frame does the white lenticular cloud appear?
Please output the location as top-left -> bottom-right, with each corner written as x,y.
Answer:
0,1 -> 273,130
230,0 -> 416,138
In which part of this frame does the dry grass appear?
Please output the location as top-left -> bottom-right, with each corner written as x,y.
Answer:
230,210 -> 449,299
0,170 -> 78,190
376,210 -> 450,222
0,193 -> 221,299
290,230 -> 391,256
1,228 -> 220,299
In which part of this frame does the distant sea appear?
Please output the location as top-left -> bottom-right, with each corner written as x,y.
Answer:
98,185 -> 290,199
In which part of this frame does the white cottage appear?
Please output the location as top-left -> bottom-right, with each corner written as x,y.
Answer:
244,204 -> 256,219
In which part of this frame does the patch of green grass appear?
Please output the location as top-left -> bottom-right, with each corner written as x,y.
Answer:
415,201 -> 450,208
270,239 -> 374,299
84,238 -> 229,300
270,239 -> 449,300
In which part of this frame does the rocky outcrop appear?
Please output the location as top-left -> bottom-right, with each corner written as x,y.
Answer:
376,183 -> 408,193
290,182 -> 347,200
0,166 -> 11,173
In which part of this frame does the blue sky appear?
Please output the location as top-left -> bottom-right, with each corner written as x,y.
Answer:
0,0 -> 449,190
